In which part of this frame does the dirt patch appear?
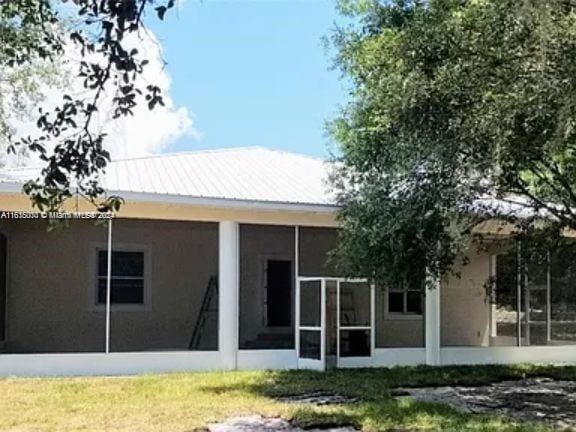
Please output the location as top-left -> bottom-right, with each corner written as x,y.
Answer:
205,415 -> 358,432
204,392 -> 358,431
392,377 -> 576,429
277,392 -> 358,406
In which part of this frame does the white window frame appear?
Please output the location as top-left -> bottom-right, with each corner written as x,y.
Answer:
90,242 -> 152,312
384,286 -> 423,320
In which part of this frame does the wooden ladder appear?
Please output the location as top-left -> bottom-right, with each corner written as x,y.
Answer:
188,275 -> 218,350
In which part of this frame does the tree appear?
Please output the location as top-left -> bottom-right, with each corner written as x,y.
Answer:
1,0 -> 176,212
0,50 -> 65,168
329,0 -> 576,287
0,3 -> 65,167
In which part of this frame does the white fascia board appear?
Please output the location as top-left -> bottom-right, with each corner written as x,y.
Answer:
0,183 -> 340,214
0,182 -> 20,193
118,191 -> 339,213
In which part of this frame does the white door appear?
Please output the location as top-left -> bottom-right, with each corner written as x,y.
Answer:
296,278 -> 325,370
337,280 -> 375,368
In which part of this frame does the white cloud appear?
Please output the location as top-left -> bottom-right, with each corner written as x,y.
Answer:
95,31 -> 199,158
6,29 -> 197,166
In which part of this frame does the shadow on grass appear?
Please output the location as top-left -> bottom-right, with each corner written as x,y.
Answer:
197,364 -> 574,431
286,398 -> 477,431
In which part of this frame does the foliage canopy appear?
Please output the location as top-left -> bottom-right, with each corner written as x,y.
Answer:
0,0 -> 175,212
330,0 -> 576,286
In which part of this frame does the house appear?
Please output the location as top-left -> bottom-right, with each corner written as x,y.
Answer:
0,147 -> 574,377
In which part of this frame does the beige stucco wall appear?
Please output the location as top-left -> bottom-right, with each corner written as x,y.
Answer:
0,221 -> 347,353
300,228 -> 426,348
374,244 -> 493,348
0,218 -> 218,353
441,247 -> 492,346
239,224 -> 295,348
238,225 -> 343,349
299,227 -> 340,277
375,286 -> 424,347
0,206 -> 495,353
300,227 -> 426,348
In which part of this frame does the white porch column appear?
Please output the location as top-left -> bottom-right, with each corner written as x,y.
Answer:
218,221 -> 239,370
425,272 -> 441,366
489,255 -> 498,338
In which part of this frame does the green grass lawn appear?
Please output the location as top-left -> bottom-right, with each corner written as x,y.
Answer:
1,364 -> 575,431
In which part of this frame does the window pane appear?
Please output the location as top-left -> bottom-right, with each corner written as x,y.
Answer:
98,251 -> 144,278
300,281 -> 321,327
299,330 -> 321,359
340,282 -> 370,326
406,291 -> 423,314
492,250 -> 519,345
97,278 -> 144,304
326,281 -> 338,357
529,289 -> 547,322
551,243 -> 576,344
340,329 -> 370,357
527,289 -> 548,346
388,292 -> 404,313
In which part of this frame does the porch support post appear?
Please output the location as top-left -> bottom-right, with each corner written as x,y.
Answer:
516,239 -> 523,346
105,217 -> 113,354
425,270 -> 441,366
294,226 -> 300,357
546,250 -> 552,343
489,255 -> 498,338
218,221 -> 239,370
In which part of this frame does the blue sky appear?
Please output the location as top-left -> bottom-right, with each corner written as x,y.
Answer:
148,0 -> 348,158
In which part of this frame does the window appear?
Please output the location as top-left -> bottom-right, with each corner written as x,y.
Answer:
386,284 -> 423,316
96,250 -> 146,305
491,242 -> 576,347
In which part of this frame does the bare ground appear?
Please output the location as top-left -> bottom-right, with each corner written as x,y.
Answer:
392,377 -> 576,430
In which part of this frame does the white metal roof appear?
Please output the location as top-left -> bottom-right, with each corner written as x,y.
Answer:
0,147 -> 338,211
0,147 -> 558,220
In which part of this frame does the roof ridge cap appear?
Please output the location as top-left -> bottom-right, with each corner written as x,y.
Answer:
109,146 -> 272,163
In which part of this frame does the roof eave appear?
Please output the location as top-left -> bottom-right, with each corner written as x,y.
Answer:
0,182 -> 340,214
118,190 -> 339,213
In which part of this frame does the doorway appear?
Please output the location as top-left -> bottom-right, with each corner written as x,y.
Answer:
296,277 -> 375,370
266,259 -> 292,327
